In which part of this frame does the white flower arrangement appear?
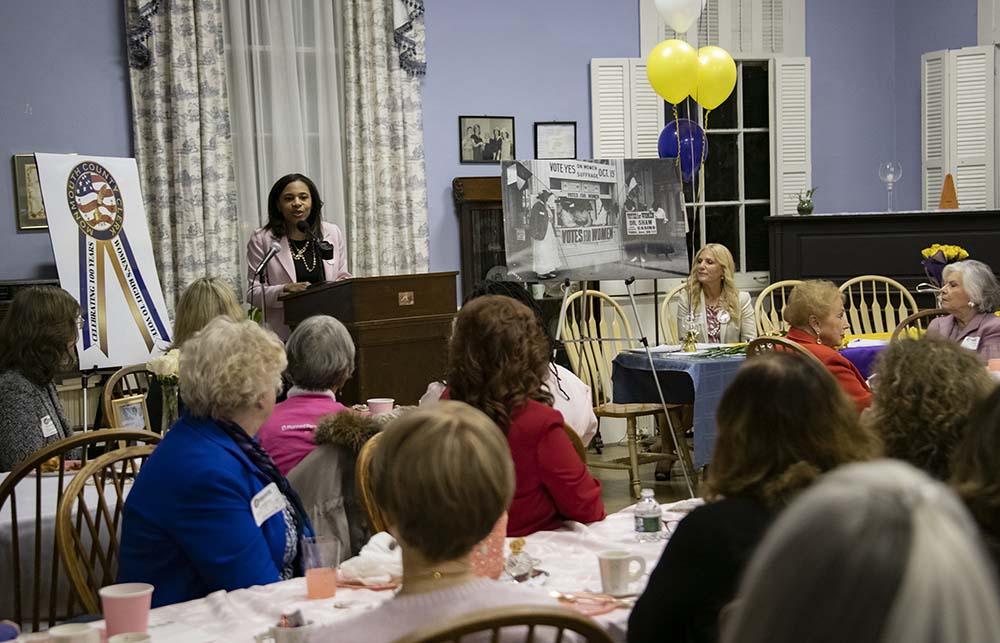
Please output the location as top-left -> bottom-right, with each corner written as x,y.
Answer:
147,348 -> 180,384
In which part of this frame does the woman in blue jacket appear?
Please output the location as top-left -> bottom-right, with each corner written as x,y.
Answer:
118,317 -> 312,607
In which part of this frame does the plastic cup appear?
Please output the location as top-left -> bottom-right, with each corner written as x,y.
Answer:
47,624 -> 100,643
366,398 -> 394,414
302,536 -> 340,599
99,583 -> 153,636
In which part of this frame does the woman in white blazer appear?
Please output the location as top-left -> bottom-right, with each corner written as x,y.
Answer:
247,174 -> 351,340
676,243 -> 756,344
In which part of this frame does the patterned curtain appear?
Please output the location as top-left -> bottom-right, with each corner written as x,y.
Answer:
343,0 -> 429,275
125,0 -> 240,309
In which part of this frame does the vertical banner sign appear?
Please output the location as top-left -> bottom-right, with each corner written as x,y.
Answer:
35,154 -> 173,369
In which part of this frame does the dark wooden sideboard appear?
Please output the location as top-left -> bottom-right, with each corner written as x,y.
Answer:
453,176 -> 506,300
767,210 -> 1000,293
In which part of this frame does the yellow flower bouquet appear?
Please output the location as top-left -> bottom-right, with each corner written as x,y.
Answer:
921,243 -> 969,287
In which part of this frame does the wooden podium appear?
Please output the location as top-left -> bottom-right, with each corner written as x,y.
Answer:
281,272 -> 458,406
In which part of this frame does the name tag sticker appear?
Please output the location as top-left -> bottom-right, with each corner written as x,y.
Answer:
962,336 -> 981,351
40,415 -> 58,438
250,482 -> 284,527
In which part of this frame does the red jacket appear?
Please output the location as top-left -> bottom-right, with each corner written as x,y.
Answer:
786,327 -> 872,412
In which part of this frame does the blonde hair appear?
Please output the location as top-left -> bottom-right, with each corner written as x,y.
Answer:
180,317 -> 286,420
372,400 -> 515,563
686,244 -> 741,319
783,280 -> 842,330
172,277 -> 244,348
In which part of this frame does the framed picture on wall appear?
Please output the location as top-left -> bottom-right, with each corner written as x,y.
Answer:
111,394 -> 152,432
534,122 -> 577,160
12,154 -> 48,230
459,116 -> 515,164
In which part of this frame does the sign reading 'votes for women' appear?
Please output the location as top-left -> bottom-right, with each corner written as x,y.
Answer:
35,154 -> 172,370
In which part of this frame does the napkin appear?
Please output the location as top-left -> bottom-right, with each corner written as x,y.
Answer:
338,532 -> 403,586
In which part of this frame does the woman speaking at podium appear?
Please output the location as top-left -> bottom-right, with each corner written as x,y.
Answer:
247,174 -> 351,340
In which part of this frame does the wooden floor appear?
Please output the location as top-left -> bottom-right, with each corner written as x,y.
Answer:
589,444 -> 698,513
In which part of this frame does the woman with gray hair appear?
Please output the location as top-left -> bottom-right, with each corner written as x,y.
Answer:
721,460 -> 1000,643
927,259 -> 1000,362
258,314 -> 355,475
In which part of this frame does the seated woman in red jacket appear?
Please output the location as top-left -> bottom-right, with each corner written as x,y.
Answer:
783,280 -> 871,412
445,295 -> 606,536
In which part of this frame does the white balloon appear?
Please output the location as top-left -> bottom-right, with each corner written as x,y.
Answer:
654,0 -> 706,35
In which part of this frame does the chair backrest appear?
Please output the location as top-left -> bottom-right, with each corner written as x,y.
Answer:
754,280 -> 803,336
890,308 -> 949,342
658,282 -> 688,345
354,433 -> 389,534
746,336 -> 824,366
56,445 -> 155,614
562,424 -> 586,463
101,365 -> 155,428
561,290 -> 635,408
0,429 -> 161,631
392,605 -> 615,643
839,276 -> 918,336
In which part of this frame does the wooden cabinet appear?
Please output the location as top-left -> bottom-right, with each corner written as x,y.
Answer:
453,177 -> 506,300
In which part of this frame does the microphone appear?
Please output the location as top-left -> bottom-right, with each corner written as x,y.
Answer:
253,241 -> 281,277
296,220 -> 334,261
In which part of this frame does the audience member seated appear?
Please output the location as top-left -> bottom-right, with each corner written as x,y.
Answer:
258,315 -> 354,475
312,401 -> 568,643
926,259 -> 1000,363
951,387 -> 1000,571
420,279 -> 599,446
676,243 -> 757,343
447,296 -> 605,536
867,337 -> 993,480
628,353 -> 880,643
783,280 -> 872,411
171,276 -> 245,349
118,318 -> 312,607
722,460 -> 1000,643
0,286 -> 80,472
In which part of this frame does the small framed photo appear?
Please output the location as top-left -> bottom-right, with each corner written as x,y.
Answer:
459,116 -> 515,164
13,154 -> 48,230
111,394 -> 152,432
534,122 -> 577,160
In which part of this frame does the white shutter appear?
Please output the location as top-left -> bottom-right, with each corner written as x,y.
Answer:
699,0 -> 721,47
630,60 -> 666,158
979,0 -> 1000,45
591,59 -> 632,158
948,45 -> 995,209
762,0 -> 784,53
771,57 -> 811,216
921,51 -> 949,209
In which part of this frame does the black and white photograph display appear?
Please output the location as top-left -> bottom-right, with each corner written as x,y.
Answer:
501,159 -> 688,280
459,115 -> 515,163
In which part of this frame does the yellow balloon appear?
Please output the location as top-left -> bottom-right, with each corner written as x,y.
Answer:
694,46 -> 737,111
646,39 -> 698,105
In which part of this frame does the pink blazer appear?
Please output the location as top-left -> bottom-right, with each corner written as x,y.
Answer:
246,221 -> 351,339
927,312 -> 1000,363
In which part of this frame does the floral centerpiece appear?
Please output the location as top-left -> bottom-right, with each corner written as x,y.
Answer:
920,243 -> 969,288
147,349 -> 180,433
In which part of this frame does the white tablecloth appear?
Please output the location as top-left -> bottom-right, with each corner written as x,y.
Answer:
87,499 -> 702,643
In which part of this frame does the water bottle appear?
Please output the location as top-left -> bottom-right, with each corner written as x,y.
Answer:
634,489 -> 663,543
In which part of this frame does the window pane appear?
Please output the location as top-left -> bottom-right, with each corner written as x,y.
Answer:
745,204 -> 770,272
666,97 -> 700,124
742,63 -> 769,129
707,87 -> 737,129
683,178 -> 695,203
743,132 -> 770,200
704,134 -> 738,202
705,205 -> 740,267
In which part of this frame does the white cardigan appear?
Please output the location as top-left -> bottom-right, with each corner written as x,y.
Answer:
676,290 -> 757,344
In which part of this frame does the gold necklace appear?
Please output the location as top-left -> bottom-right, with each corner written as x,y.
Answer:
289,239 -> 317,272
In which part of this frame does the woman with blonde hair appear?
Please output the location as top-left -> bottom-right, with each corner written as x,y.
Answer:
784,280 -> 871,411
677,244 -> 756,343
171,277 -> 244,348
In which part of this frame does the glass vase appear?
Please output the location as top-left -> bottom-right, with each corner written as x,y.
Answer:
161,381 -> 179,434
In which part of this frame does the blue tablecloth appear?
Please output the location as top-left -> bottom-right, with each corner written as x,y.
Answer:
611,351 -> 745,468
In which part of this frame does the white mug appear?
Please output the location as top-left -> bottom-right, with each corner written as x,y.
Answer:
47,624 -> 100,643
108,635 -> 152,643
597,550 -> 646,596
255,623 -> 315,643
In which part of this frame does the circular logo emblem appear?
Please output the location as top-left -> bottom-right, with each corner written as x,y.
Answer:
66,161 -> 124,241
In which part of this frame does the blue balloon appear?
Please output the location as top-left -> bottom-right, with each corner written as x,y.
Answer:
657,119 -> 707,183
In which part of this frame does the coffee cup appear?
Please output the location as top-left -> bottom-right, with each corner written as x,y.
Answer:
597,550 -> 645,596
366,398 -> 394,414
99,583 -> 153,637
47,624 -> 100,643
254,622 -> 315,643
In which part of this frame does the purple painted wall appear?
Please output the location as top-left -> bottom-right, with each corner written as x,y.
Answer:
0,1 -> 131,281
893,0 -> 978,211
421,0 -> 640,279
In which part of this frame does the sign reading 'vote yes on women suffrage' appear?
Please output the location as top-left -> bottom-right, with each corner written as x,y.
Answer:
35,154 -> 172,370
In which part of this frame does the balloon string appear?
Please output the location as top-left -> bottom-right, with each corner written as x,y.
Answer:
672,103 -> 682,178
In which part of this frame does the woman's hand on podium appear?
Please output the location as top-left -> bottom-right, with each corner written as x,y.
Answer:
283,282 -> 310,294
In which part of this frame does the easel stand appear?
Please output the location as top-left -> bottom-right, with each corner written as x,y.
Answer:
79,367 -> 100,433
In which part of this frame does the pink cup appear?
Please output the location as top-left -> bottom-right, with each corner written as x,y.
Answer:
99,583 -> 153,637
366,398 -> 394,414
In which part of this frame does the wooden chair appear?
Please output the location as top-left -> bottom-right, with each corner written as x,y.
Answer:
658,282 -> 688,344
561,289 -> 688,499
56,445 -> 155,613
0,429 -> 161,632
393,605 -> 615,643
890,308 -> 949,341
101,365 -> 156,429
355,433 -> 389,534
746,336 -> 824,366
562,424 -> 586,463
754,280 -> 803,336
839,276 -> 918,336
